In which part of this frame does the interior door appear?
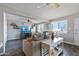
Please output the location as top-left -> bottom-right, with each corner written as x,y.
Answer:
74,18 -> 79,45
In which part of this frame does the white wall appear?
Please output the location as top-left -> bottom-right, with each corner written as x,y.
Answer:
0,6 -> 3,43
7,20 -> 20,40
7,13 -> 29,40
0,5 -> 4,53
7,20 -> 27,40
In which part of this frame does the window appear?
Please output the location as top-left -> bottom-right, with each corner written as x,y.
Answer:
50,20 -> 67,33
37,24 -> 44,33
32,26 -> 36,33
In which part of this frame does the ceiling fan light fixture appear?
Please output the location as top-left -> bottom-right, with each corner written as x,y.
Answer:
36,3 -> 60,8
48,3 -> 60,8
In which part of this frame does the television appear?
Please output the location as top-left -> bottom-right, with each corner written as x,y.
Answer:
20,26 -> 32,39
20,26 -> 31,33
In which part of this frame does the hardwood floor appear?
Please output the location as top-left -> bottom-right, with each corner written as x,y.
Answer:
1,39 -> 79,56
2,39 -> 25,56
60,43 -> 79,56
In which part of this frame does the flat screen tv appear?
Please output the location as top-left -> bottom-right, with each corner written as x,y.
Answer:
20,26 -> 31,33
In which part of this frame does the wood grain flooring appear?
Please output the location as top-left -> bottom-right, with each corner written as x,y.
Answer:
60,43 -> 79,56
2,39 -> 25,56
1,39 -> 79,56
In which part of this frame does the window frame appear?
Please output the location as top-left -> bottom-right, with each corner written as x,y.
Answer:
50,20 -> 67,33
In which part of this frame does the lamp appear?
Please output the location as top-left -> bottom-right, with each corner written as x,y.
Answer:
53,29 -> 61,37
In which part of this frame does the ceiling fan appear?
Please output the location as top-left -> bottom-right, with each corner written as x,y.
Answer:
27,17 -> 33,23
27,17 -> 37,28
36,3 -> 60,8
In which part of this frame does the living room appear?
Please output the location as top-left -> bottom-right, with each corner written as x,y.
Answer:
0,3 -> 79,56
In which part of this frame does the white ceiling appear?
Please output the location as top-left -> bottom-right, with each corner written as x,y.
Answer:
1,3 -> 79,23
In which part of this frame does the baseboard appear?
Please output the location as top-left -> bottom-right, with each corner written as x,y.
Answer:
64,41 -> 73,45
8,39 -> 21,41
64,41 -> 79,46
8,39 -> 19,40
